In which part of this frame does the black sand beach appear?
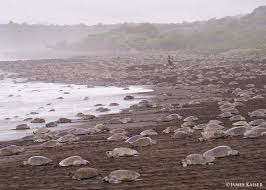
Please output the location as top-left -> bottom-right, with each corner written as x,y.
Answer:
0,54 -> 266,190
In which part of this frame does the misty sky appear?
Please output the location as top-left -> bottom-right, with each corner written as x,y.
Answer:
1,0 -> 266,25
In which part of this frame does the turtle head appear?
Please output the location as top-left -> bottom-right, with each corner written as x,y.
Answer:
181,159 -> 188,167
230,149 -> 239,156
106,151 -> 113,158
23,161 -> 28,165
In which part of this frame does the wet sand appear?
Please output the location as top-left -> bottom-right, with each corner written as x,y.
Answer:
0,53 -> 266,189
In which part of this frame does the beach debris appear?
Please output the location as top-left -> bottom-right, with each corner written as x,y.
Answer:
59,156 -> 90,167
103,170 -> 140,184
106,148 -> 139,158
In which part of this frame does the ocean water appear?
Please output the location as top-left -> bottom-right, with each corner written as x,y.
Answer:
0,71 -> 153,141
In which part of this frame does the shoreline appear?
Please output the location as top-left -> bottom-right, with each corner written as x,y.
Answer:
0,54 -> 266,189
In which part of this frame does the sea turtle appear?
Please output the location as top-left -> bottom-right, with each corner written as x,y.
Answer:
232,121 -> 250,127
107,133 -> 128,141
166,114 -> 182,120
124,95 -> 135,100
15,124 -> 30,130
181,121 -> 195,128
203,146 -> 239,160
174,127 -> 194,134
258,124 -> 266,128
244,127 -> 266,138
110,128 -> 128,135
140,129 -> 158,136
183,116 -> 198,122
224,126 -> 247,137
34,128 -> 50,135
57,134 -> 80,143
109,103 -> 119,107
248,110 -> 266,117
0,145 -> 24,156
171,131 -> 190,139
82,114 -> 96,120
41,140 -> 61,148
181,154 -> 213,167
72,167 -> 100,180
219,112 -> 233,118
87,128 -> 101,134
33,133 -> 51,143
45,122 -> 58,128
129,137 -> 156,147
204,123 -> 224,131
193,124 -> 207,130
31,118 -> 46,123
199,130 -> 225,141
96,107 -> 110,112
103,170 -> 140,184
249,119 -> 266,126
59,156 -> 90,167
163,126 -> 179,134
56,118 -> 72,123
94,124 -> 109,132
229,115 -> 246,121
70,128 -> 90,136
120,118 -> 133,124
24,156 -> 52,166
208,120 -> 223,125
106,148 -> 139,158
125,135 -> 143,144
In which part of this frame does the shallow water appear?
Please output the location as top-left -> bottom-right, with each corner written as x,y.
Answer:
0,71 -> 153,141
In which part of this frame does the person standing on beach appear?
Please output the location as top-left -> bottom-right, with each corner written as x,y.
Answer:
167,55 -> 174,67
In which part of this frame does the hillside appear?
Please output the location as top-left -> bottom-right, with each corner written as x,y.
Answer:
69,6 -> 266,53
0,22 -> 117,51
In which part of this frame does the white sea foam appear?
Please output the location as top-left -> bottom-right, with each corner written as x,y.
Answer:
0,71 -> 153,141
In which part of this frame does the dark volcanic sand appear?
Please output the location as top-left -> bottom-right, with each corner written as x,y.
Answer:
0,53 -> 266,190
